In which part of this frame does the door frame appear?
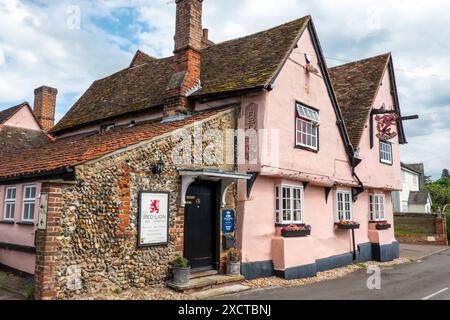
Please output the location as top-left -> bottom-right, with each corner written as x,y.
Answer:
183,179 -> 221,272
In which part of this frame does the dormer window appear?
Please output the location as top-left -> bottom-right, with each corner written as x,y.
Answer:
295,102 -> 320,151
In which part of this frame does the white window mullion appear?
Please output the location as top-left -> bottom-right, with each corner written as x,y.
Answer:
22,185 -> 36,222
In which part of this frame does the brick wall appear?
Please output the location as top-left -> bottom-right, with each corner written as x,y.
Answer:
34,183 -> 64,300
394,213 -> 448,246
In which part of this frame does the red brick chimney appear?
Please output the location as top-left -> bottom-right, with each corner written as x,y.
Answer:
164,0 -> 203,117
34,86 -> 58,132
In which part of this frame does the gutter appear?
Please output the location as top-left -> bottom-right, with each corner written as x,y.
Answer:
0,167 -> 76,185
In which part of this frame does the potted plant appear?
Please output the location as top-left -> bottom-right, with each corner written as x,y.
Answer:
172,256 -> 190,285
375,221 -> 392,230
226,248 -> 241,276
335,220 -> 360,230
281,224 -> 312,237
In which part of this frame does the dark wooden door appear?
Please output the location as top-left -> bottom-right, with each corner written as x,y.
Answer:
184,180 -> 218,271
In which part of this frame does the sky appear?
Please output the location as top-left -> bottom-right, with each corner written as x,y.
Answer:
0,0 -> 449,179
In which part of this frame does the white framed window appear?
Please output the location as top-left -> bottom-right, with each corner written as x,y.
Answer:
22,185 -> 36,222
296,103 -> 319,150
380,141 -> 393,165
4,187 -> 16,221
370,194 -> 386,221
336,191 -> 352,221
276,185 -> 304,224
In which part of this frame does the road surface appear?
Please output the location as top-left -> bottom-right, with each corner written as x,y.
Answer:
218,249 -> 450,300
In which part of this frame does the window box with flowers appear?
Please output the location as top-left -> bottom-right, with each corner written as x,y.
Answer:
335,220 -> 360,230
375,221 -> 391,230
281,224 -> 312,238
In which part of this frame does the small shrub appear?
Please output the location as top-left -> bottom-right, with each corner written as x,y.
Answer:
172,256 -> 189,268
112,288 -> 122,295
227,248 -> 239,262
23,287 -> 34,300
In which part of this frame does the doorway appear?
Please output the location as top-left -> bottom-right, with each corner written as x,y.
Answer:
184,180 -> 219,271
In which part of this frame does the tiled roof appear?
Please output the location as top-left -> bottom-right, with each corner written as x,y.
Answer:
0,103 -> 27,124
0,108 -> 225,180
0,126 -> 51,157
329,53 -> 391,146
50,16 -> 311,134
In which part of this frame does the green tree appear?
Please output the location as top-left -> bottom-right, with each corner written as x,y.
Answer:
425,179 -> 450,243
442,169 -> 450,179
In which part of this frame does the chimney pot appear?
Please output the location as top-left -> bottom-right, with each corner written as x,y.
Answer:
33,86 -> 58,132
203,28 -> 209,40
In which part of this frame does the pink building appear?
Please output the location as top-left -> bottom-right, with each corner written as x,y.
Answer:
0,0 -> 409,298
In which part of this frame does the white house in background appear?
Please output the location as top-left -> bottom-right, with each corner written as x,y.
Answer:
392,163 -> 432,214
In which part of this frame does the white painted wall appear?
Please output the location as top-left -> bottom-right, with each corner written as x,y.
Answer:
393,167 -> 432,213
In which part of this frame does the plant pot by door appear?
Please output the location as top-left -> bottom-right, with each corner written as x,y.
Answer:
173,266 -> 191,284
226,261 -> 241,276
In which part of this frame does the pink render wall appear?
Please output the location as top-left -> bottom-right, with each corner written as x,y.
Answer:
4,105 -> 41,130
0,183 -> 40,274
236,25 -> 398,269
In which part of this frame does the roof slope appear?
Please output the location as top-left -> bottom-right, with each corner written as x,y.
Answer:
0,126 -> 51,157
408,191 -> 430,205
329,53 -> 391,146
51,16 -> 311,134
0,108 -> 224,180
0,103 -> 27,124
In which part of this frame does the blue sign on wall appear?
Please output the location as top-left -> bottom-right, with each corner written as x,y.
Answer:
222,210 -> 235,233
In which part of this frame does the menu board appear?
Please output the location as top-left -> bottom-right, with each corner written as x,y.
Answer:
137,192 -> 169,247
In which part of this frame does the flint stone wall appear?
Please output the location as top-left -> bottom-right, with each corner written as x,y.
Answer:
52,110 -> 236,298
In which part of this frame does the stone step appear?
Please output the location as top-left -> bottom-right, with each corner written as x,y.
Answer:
168,274 -> 245,294
189,270 -> 218,279
190,284 -> 251,300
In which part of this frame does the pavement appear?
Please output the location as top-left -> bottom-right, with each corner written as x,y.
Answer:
399,243 -> 449,260
217,246 -> 450,300
0,271 -> 32,300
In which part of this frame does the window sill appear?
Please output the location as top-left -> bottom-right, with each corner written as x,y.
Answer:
275,223 -> 305,227
16,221 -> 35,226
0,220 -> 15,225
295,145 -> 319,153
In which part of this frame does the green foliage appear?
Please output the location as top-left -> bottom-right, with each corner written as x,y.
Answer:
447,213 -> 450,241
425,182 -> 450,214
172,256 -> 189,268
425,172 -> 450,243
112,288 -> 122,295
23,287 -> 34,300
395,229 -> 424,236
227,248 -> 239,262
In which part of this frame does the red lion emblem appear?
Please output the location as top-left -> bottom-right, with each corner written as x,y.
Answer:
375,114 -> 398,141
150,200 -> 160,214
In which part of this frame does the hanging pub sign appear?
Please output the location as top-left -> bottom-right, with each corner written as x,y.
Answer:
375,113 -> 399,141
137,191 -> 169,248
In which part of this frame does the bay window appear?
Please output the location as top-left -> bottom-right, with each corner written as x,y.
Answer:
336,191 -> 352,221
296,103 -> 319,151
22,185 -> 36,222
4,187 -> 16,221
276,185 -> 304,224
370,194 -> 386,221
